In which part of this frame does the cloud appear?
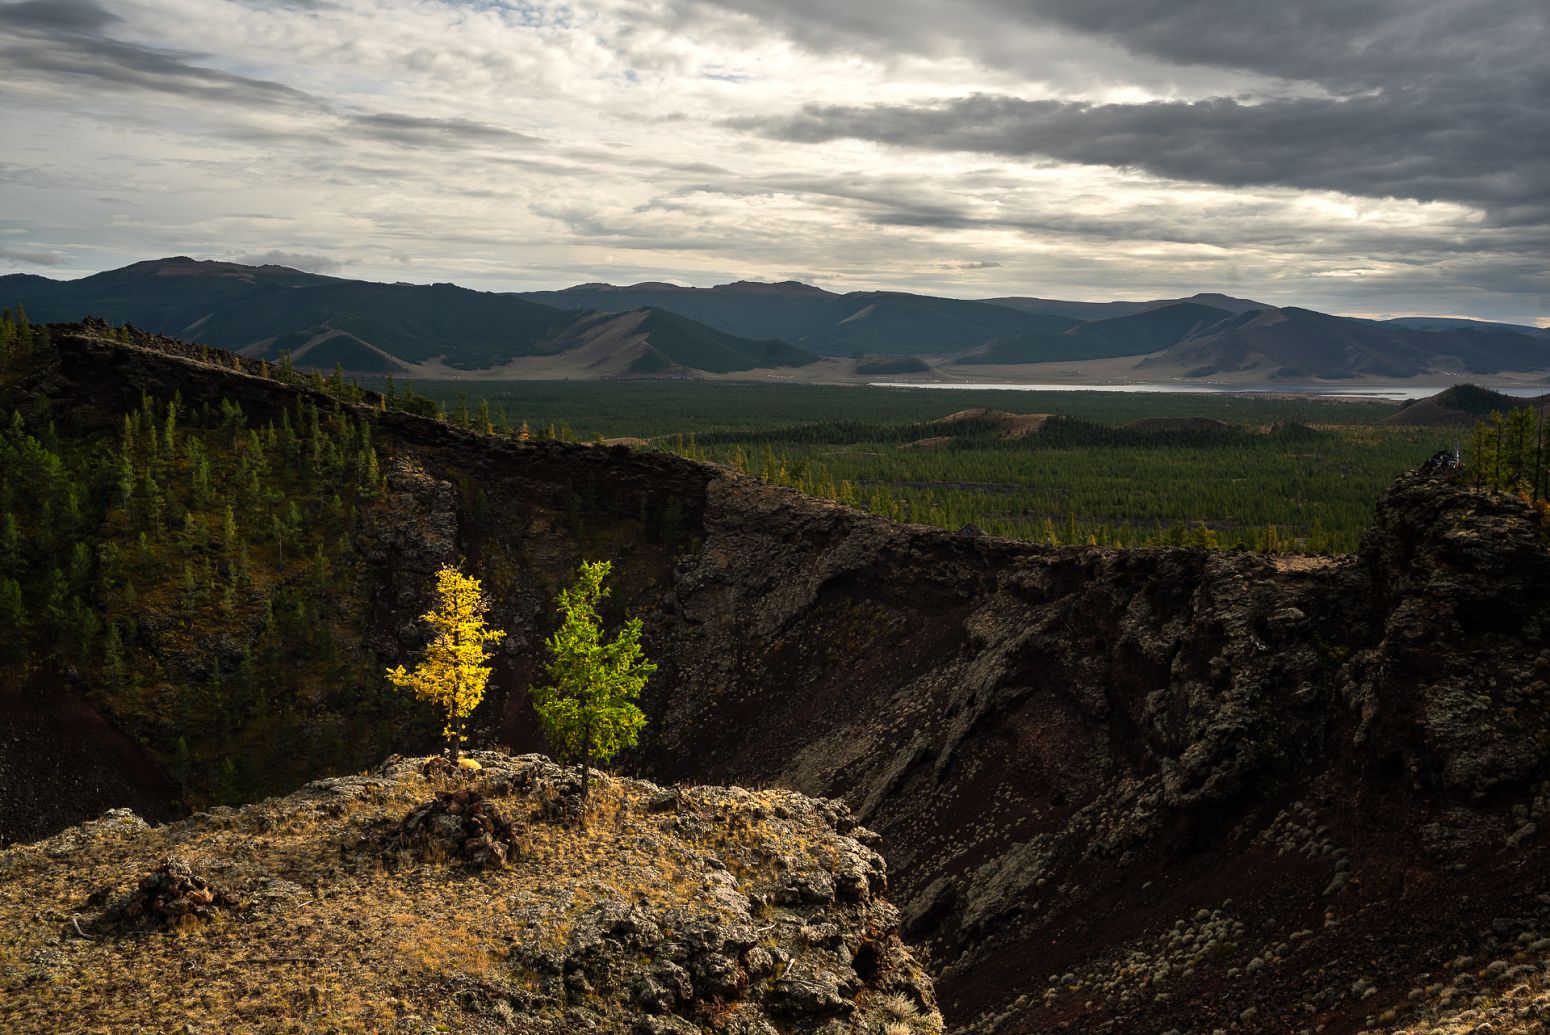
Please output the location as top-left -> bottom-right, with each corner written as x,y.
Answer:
1023,0 -> 1548,92
344,112 -> 541,149
736,91 -> 1550,222
0,0 -> 1544,323
0,245 -> 64,266
708,0 -> 1550,231
231,250 -> 343,274
0,0 -> 315,109
684,0 -> 1549,93
0,0 -> 118,33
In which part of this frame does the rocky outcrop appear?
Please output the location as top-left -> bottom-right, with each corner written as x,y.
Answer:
15,325 -> 1550,1032
0,752 -> 940,1034
652,468 -> 1550,1033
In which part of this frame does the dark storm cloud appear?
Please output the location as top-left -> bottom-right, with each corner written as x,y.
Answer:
345,113 -> 541,149
0,245 -> 64,266
0,1 -> 541,156
0,0 -> 119,33
0,0 -> 315,108
738,91 -> 1550,220
687,0 -> 1547,90
712,0 -> 1550,224
1024,0 -> 1548,91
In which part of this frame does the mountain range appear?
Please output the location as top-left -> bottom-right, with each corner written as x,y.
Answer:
3,257 -> 1547,380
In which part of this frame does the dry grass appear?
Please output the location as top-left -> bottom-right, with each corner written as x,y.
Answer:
0,754 -> 937,1034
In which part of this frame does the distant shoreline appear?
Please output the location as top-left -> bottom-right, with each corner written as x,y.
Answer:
863,381 -> 1547,402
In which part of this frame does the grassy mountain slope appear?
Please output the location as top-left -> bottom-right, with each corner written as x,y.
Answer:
198,280 -> 576,367
1146,307 -> 1550,378
0,258 -> 333,331
1387,316 -> 1550,337
633,308 -> 817,372
962,301 -> 1236,364
979,290 -> 1269,320
519,280 -> 840,342
799,292 -> 1076,356
0,260 -> 816,375
520,281 -> 1077,356
11,261 -> 1549,377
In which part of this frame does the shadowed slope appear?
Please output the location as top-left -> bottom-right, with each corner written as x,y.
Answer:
12,325 -> 1550,1033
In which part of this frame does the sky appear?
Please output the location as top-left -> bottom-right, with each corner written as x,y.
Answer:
0,0 -> 1546,324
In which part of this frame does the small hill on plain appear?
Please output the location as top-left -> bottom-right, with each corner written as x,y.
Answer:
1386,383 -> 1548,425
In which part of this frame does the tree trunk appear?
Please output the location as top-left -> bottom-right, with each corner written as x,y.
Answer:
580,718 -> 592,827
449,680 -> 461,763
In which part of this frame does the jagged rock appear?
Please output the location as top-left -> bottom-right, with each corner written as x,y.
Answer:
776,870 -> 836,906
360,457 -> 459,605
768,968 -> 854,1017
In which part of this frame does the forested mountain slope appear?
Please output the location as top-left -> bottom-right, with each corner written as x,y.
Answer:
3,322 -> 1549,1033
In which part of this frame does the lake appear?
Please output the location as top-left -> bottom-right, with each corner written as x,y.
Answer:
867,381 -> 1548,402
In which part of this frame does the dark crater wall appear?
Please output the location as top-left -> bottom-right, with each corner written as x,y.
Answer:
13,327 -> 1550,1032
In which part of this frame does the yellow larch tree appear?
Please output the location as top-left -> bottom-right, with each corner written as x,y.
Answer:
386,565 -> 507,761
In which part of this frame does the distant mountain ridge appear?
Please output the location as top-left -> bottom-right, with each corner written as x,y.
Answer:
1140,307 -> 1550,379
978,290 -> 1271,320
0,258 -> 818,377
962,301 -> 1240,365
4,258 -> 1548,379
519,280 -> 1075,356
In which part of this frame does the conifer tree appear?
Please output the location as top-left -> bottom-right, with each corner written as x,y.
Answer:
531,560 -> 655,802
0,577 -> 25,660
385,565 -> 507,761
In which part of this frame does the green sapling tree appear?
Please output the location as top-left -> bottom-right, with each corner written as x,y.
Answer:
531,560 -> 655,803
